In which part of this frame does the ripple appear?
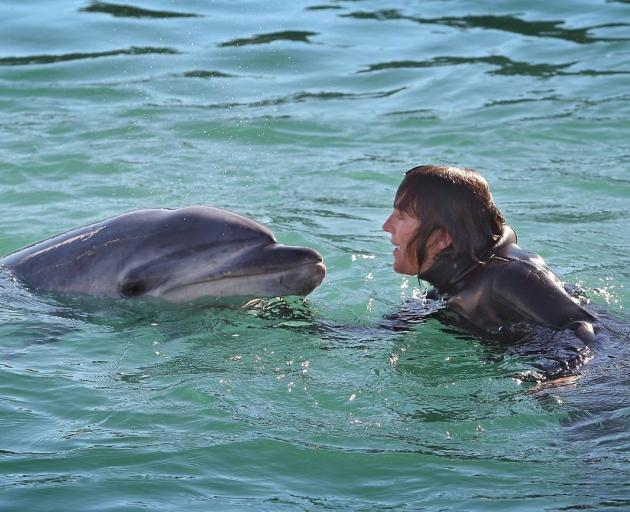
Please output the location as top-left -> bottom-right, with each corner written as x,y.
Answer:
80,1 -> 201,18
305,4 -> 344,10
187,87 -> 405,110
342,10 -> 630,44
178,70 -> 234,79
0,47 -> 179,67
292,88 -> 404,101
218,31 -> 319,47
531,209 -> 627,224
360,56 -> 630,78
359,56 -> 575,78
484,96 -> 561,107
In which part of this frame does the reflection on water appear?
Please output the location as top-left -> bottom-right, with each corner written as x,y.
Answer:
219,31 -> 319,47
359,56 -> 630,78
0,47 -> 178,67
342,10 -> 630,44
306,4 -> 344,11
182,87 -> 407,110
80,1 -> 201,18
179,70 -> 234,79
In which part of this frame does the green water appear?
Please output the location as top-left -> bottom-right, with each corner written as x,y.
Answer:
1,1 -> 629,510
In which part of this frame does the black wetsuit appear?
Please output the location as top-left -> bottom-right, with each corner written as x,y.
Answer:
418,225 -> 597,344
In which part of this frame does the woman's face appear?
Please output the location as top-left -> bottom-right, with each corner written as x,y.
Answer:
382,208 -> 421,275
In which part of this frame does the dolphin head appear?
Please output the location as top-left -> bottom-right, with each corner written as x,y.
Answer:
116,207 -> 326,303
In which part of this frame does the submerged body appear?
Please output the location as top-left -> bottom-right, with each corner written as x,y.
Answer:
0,206 -> 326,303
420,225 -> 597,344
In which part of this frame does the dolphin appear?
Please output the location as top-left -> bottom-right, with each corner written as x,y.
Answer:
0,206 -> 326,303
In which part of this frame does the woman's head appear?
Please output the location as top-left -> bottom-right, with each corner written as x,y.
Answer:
383,165 -> 504,275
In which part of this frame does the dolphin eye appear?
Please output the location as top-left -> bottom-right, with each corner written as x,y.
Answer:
120,280 -> 147,297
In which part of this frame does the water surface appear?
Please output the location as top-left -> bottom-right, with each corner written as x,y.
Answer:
1,0 -> 629,510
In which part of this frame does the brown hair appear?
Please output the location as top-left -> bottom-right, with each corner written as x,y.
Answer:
395,165 -> 505,269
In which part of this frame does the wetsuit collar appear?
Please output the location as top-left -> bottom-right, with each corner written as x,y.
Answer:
418,225 -> 517,295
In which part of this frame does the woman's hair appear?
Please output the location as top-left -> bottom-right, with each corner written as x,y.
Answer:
395,165 -> 505,269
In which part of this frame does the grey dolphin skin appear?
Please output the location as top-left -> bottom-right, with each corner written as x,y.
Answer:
0,206 -> 326,303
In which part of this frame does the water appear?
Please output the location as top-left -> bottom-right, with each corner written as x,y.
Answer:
1,0 -> 629,510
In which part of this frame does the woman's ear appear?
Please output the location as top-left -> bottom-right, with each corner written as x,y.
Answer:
433,228 -> 452,253
419,228 -> 454,274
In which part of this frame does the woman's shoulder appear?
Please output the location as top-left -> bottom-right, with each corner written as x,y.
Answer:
490,249 -> 562,295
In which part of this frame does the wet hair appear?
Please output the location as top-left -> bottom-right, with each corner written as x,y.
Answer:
395,165 -> 505,270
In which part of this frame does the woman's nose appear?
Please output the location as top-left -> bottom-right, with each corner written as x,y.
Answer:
383,213 -> 394,233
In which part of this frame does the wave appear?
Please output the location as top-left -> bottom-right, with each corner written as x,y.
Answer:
342,10 -> 630,44
179,70 -> 234,79
218,31 -> 318,47
0,47 -> 179,67
359,56 -> 630,78
200,87 -> 406,109
80,1 -> 201,18
305,4 -> 343,10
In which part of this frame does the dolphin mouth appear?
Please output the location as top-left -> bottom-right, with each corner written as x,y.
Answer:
194,260 -> 326,285
159,259 -> 327,301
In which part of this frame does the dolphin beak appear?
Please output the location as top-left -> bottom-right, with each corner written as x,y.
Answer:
263,244 -> 323,267
266,244 -> 326,292
251,243 -> 326,296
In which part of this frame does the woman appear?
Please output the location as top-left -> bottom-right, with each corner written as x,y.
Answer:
383,165 -> 597,344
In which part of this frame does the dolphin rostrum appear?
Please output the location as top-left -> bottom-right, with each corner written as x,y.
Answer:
0,206 -> 326,303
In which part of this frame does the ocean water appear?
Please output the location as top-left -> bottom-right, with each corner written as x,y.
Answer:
1,0 -> 629,510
